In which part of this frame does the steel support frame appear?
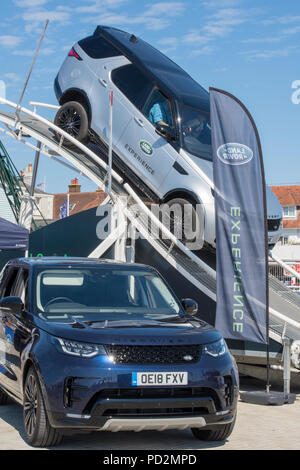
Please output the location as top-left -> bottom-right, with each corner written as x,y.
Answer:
88,197 -> 134,263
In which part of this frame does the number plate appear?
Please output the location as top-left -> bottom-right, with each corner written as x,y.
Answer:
132,372 -> 188,386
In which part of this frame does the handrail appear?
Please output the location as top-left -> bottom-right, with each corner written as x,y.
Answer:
124,183 -> 216,279
269,305 -> 300,331
29,101 -> 60,112
269,252 -> 300,282
0,97 -> 123,187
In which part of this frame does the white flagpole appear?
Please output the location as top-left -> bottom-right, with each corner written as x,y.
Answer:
108,89 -> 113,195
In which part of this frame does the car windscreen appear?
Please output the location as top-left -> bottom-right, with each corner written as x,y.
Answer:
180,104 -> 212,161
34,267 -> 183,322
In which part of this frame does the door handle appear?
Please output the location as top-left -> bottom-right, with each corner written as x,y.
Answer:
99,78 -> 107,88
134,117 -> 144,127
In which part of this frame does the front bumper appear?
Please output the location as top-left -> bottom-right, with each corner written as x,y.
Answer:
34,339 -> 239,432
46,378 -> 237,431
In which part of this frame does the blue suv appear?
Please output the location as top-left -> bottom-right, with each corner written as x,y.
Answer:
0,257 -> 238,447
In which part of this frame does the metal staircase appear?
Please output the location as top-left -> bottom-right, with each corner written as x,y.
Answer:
0,139 -> 23,222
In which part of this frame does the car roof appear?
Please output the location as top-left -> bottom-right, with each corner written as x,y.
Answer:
6,257 -> 155,271
93,26 -> 210,111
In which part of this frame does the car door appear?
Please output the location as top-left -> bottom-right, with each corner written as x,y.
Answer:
112,70 -> 179,196
6,268 -> 31,395
0,266 -> 20,395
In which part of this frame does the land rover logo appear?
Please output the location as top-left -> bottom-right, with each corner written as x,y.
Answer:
183,355 -> 193,361
217,143 -> 253,165
140,140 -> 153,155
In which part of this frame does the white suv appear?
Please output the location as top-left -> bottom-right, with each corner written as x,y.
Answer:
54,25 -> 282,249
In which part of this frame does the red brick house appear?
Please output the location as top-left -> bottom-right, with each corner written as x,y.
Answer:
53,178 -> 108,220
270,185 -> 300,244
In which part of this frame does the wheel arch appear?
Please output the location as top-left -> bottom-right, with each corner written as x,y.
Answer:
59,88 -> 92,124
163,188 -> 202,206
22,358 -> 35,391
22,357 -> 52,416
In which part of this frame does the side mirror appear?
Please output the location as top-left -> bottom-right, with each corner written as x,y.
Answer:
181,298 -> 198,317
155,124 -> 176,142
0,296 -> 24,316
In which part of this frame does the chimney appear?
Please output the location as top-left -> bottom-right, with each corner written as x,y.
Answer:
68,178 -> 81,193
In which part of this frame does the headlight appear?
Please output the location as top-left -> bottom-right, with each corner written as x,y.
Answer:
51,336 -> 106,358
203,338 -> 227,358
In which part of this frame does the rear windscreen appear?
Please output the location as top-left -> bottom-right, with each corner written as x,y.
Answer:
78,36 -> 122,59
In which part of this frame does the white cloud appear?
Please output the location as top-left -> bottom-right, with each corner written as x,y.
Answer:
82,2 -> 185,31
283,25 -> 300,35
144,2 -> 185,17
202,0 -> 242,6
190,45 -> 215,55
13,47 -> 55,56
20,7 -> 71,33
0,35 -> 22,47
90,12 -> 169,30
74,0 -> 128,13
184,7 -> 252,48
183,30 -> 211,45
22,10 -> 70,23
240,45 -> 300,60
14,0 -> 49,6
263,15 -> 300,25
157,37 -> 178,46
4,73 -> 21,83
242,36 -> 285,44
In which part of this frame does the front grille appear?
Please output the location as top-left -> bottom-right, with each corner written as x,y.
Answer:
84,387 -> 221,416
103,407 -> 208,417
105,344 -> 201,364
97,387 -> 218,401
268,218 -> 281,232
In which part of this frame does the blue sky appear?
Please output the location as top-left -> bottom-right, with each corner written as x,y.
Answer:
0,0 -> 300,193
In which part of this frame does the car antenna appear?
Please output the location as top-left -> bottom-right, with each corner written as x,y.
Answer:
130,34 -> 138,43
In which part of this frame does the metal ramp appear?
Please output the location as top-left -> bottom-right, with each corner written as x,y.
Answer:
0,97 -> 300,372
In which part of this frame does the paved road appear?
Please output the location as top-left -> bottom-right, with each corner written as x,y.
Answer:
0,378 -> 299,450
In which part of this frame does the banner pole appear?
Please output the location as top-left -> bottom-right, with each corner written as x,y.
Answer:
15,20 -> 49,122
107,89 -> 113,196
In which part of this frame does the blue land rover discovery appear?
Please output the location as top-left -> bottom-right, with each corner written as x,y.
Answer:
0,257 -> 238,447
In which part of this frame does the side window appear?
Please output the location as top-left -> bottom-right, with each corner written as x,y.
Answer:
78,36 -> 121,59
2,267 -> 20,298
142,89 -> 174,128
0,266 -> 9,298
111,64 -> 153,110
13,269 -> 29,309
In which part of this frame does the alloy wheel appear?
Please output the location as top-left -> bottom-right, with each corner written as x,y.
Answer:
24,373 -> 38,437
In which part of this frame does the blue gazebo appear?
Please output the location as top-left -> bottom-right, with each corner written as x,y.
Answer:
0,217 -> 29,251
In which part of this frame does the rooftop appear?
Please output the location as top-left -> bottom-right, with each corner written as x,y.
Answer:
270,185 -> 300,206
95,25 -> 209,111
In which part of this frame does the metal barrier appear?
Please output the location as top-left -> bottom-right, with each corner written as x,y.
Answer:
269,255 -> 300,293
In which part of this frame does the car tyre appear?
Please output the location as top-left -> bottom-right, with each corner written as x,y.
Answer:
164,197 -> 202,248
54,101 -> 89,148
23,366 -> 62,448
191,413 -> 236,442
0,388 -> 8,405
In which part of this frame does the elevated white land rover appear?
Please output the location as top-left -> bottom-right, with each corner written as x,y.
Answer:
54,26 -> 282,249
